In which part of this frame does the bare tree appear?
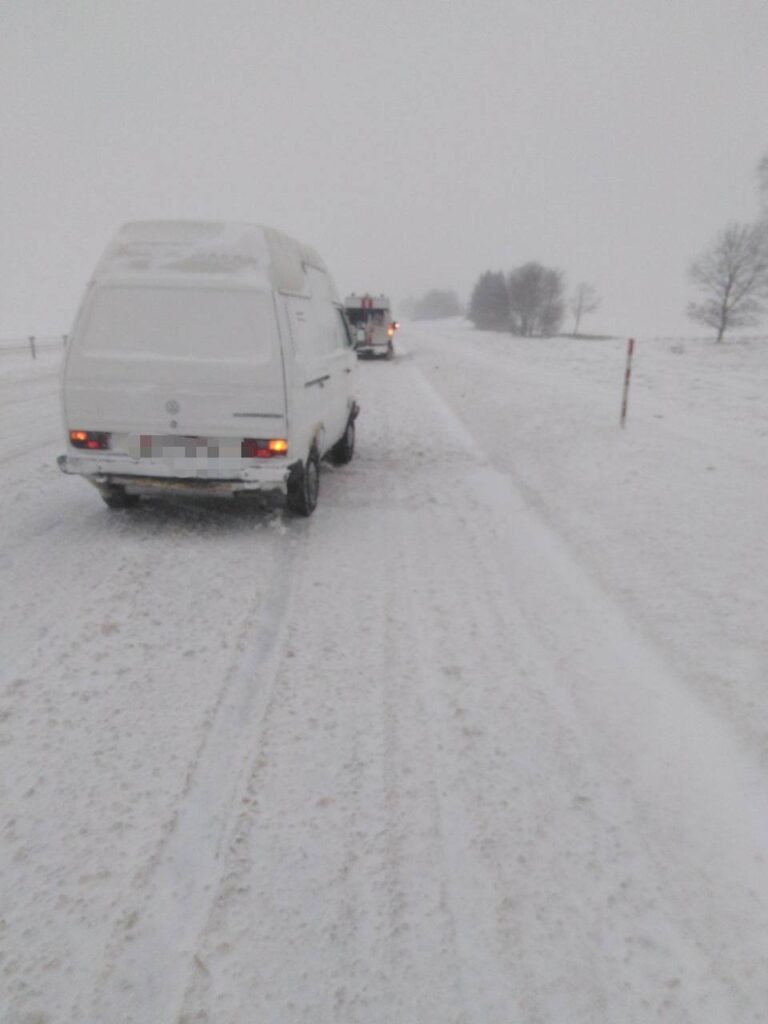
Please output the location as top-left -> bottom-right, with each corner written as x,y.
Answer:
569,283 -> 600,335
507,263 -> 565,337
687,222 -> 768,342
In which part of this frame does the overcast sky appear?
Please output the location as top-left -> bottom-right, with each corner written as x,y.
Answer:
1,0 -> 767,338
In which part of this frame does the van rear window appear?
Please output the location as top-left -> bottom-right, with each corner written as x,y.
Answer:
81,286 -> 277,363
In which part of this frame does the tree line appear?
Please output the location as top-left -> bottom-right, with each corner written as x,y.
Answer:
467,150 -> 768,343
468,265 -> 600,337
408,150 -> 767,341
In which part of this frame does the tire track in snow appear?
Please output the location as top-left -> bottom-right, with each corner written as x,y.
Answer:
376,538 -> 473,1024
86,525 -> 305,1024
174,390 -> 472,1024
372,373 -> 551,1022
365,510 -> 471,1024
175,509 -> 400,1022
392,467 -> 631,1021
396,360 -> 768,1022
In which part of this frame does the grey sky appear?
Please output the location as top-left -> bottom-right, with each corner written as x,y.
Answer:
2,0 -> 767,337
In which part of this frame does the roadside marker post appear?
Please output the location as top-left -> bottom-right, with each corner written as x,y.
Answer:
620,337 -> 635,428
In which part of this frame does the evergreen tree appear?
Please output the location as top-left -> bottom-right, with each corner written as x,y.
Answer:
468,271 -> 510,330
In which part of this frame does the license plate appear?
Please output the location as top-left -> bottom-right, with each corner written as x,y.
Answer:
128,435 -> 240,459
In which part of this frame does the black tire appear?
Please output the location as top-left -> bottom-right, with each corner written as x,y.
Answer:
329,417 -> 355,466
286,448 -> 320,516
101,485 -> 140,509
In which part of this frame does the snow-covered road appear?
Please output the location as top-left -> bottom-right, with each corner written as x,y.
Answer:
2,325 -> 767,1023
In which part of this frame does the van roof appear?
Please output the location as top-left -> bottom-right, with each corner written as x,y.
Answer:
92,221 -> 334,297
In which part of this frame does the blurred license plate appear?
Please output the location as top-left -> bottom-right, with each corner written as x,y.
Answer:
129,435 -> 239,458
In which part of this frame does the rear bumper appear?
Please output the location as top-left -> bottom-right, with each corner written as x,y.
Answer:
57,452 -> 294,497
356,343 -> 391,356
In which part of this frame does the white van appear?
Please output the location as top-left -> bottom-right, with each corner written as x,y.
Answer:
58,221 -> 359,515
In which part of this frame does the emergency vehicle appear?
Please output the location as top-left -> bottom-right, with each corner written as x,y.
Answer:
344,294 -> 399,359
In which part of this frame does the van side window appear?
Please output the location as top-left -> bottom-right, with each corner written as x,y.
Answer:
335,308 -> 353,349
286,297 -> 316,360
305,266 -> 339,355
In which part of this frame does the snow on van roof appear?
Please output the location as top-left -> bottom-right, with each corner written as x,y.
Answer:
93,221 -> 332,296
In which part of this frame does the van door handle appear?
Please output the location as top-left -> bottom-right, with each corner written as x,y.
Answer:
305,375 -> 330,389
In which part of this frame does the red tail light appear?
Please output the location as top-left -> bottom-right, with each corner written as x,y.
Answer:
241,438 -> 288,458
70,430 -> 110,450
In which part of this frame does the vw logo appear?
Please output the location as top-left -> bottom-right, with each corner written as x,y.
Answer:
165,399 -> 180,415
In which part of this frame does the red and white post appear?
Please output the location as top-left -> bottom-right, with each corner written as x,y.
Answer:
620,337 -> 635,428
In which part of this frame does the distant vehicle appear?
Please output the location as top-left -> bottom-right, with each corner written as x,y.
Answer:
58,221 -> 359,516
344,294 -> 399,359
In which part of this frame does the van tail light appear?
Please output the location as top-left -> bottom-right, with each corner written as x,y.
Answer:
70,430 -> 110,450
241,438 -> 288,458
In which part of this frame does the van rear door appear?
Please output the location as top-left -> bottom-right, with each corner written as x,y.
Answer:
64,284 -> 287,446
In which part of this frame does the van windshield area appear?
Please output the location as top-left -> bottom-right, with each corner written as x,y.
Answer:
81,285 -> 278,363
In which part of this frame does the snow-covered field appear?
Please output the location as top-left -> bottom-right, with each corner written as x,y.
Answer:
1,321 -> 767,1023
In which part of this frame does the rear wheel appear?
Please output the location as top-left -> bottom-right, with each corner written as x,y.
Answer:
101,485 -> 140,509
329,417 -> 355,465
286,448 -> 320,516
